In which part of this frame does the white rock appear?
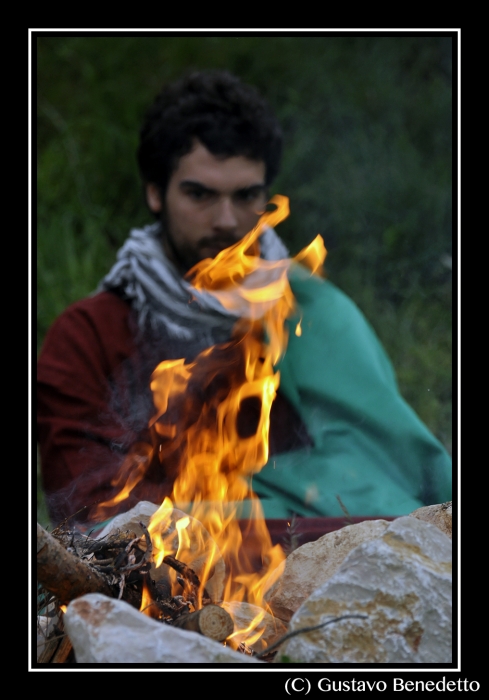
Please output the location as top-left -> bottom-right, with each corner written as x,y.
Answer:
96,501 -> 160,539
265,519 -> 390,622
64,593 -> 264,664
274,516 -> 452,664
409,501 -> 452,539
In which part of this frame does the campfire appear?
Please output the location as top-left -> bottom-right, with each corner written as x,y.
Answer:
36,195 -> 327,662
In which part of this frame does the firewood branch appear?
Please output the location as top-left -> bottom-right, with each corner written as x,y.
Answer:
37,523 -> 141,609
37,522 -> 113,605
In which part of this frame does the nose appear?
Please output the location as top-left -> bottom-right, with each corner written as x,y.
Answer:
212,197 -> 238,233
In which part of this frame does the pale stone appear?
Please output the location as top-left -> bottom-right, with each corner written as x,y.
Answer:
96,501 -> 160,539
96,501 -> 225,603
264,519 -> 390,622
274,516 -> 452,664
64,593 -> 264,664
221,601 -> 288,654
409,501 -> 452,539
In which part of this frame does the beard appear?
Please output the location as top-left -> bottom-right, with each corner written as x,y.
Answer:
158,213 -> 240,275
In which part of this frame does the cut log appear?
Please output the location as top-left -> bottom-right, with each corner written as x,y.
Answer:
172,604 -> 234,642
37,523 -> 114,604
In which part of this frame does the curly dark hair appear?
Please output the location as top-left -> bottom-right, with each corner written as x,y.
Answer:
136,70 -> 283,197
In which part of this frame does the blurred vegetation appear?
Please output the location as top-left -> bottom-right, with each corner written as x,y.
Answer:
35,33 -> 454,525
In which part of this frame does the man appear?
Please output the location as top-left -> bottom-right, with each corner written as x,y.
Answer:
37,70 -> 452,528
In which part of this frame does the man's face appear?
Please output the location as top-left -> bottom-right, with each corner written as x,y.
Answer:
146,141 -> 268,273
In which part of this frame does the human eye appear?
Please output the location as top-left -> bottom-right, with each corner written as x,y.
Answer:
235,186 -> 265,204
182,184 -> 215,201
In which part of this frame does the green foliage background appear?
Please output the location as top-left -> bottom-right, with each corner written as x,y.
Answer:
36,33 -> 454,525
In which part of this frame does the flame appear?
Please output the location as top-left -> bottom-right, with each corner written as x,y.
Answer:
293,235 -> 326,277
140,578 -> 161,619
95,195 -> 327,645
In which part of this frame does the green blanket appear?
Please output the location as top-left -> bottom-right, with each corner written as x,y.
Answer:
252,265 -> 452,518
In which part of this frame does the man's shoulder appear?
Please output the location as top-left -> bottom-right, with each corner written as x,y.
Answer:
49,291 -> 133,333
63,290 -> 131,315
39,291 -> 137,375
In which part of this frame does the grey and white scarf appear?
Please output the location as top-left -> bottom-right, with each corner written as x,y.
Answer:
96,222 -> 289,347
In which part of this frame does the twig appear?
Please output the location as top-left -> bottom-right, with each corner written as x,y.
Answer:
163,555 -> 211,608
51,507 -> 89,536
139,521 -> 153,558
254,614 -> 368,659
118,573 -> 126,600
163,556 -> 201,586
116,522 -> 154,574
335,494 -> 354,525
89,558 -> 113,567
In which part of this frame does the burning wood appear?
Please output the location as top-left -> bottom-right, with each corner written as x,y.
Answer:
37,518 -> 235,661
37,521 -> 211,616
163,554 -> 211,608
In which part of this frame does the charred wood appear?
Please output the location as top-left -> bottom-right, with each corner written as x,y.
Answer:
163,554 -> 211,608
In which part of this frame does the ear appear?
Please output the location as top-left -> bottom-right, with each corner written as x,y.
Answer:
146,183 -> 163,213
